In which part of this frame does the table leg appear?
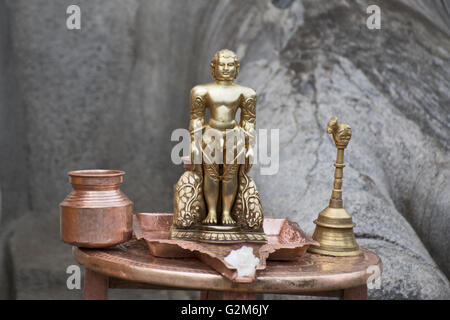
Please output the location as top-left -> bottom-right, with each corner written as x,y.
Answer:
201,291 -> 221,300
201,290 -> 256,300
341,285 -> 367,300
83,269 -> 109,300
222,291 -> 256,300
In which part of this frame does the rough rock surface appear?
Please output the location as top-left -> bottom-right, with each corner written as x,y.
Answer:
0,0 -> 449,299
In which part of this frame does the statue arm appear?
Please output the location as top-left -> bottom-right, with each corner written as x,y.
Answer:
240,91 -> 256,145
189,87 -> 206,164
240,90 -> 257,172
189,87 -> 206,137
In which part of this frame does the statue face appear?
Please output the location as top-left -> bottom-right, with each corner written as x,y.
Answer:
215,55 -> 237,81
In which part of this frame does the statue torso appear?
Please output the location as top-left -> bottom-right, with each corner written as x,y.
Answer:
195,82 -> 254,129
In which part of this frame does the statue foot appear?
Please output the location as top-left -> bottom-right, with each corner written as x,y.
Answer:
222,214 -> 236,225
203,214 -> 217,225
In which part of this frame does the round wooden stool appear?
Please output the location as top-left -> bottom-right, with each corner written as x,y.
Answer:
73,239 -> 381,300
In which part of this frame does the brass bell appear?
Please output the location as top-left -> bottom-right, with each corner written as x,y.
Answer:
308,117 -> 362,257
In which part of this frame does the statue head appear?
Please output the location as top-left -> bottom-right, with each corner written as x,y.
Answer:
210,49 -> 240,81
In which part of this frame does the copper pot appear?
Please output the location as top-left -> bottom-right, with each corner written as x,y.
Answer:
60,170 -> 133,248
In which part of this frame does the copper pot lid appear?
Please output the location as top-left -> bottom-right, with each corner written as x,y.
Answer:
68,169 -> 125,188
68,169 -> 125,177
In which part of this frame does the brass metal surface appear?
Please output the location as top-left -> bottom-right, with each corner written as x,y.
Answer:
171,49 -> 266,243
73,239 -> 381,294
309,117 -> 362,256
60,169 -> 133,248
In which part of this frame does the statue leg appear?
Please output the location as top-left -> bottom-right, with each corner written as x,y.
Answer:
221,164 -> 239,225
202,164 -> 219,224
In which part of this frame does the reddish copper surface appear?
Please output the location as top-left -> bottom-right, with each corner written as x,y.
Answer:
60,170 -> 133,248
73,239 -> 381,294
133,213 -> 318,282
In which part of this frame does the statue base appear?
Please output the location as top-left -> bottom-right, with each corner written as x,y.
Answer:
173,158 -> 267,244
170,225 -> 267,244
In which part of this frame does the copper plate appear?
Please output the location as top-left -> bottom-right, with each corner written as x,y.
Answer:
133,213 -> 318,282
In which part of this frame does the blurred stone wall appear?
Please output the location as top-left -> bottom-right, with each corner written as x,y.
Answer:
0,0 -> 29,226
0,0 -> 449,299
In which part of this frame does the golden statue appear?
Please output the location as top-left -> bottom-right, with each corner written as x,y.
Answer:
170,49 -> 267,243
308,117 -> 362,256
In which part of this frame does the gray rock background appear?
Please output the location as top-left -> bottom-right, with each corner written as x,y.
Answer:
0,0 -> 449,299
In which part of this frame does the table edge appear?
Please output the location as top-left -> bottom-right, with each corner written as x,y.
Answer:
73,246 -> 381,293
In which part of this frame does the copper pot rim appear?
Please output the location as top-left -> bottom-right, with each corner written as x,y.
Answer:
68,169 -> 125,178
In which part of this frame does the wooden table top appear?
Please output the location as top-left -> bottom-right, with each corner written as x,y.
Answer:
73,239 -> 381,294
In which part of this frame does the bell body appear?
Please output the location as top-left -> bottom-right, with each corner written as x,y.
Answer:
60,170 -> 133,248
309,207 -> 362,256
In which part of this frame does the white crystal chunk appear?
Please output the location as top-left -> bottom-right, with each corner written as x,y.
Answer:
224,246 -> 260,278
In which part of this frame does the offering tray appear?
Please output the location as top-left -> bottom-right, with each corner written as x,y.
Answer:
133,213 -> 318,282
